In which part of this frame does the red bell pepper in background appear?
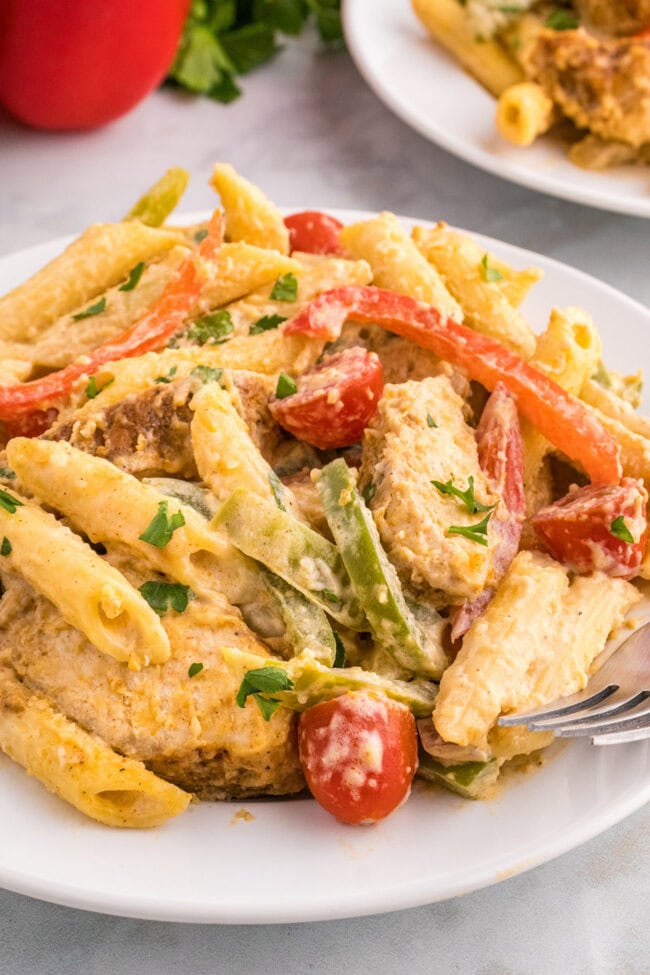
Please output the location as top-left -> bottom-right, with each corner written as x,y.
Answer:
0,212 -> 223,420
0,0 -> 190,130
285,287 -> 622,486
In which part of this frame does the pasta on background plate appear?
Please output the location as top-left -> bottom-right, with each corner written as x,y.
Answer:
0,163 -> 647,828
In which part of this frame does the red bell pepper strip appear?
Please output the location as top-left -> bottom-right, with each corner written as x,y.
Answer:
0,211 -> 224,419
285,286 -> 621,486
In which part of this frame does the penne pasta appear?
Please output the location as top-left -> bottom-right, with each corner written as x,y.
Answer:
210,163 -> 290,254
496,82 -> 556,147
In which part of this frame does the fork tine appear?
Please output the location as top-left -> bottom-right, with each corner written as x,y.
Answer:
553,699 -> 650,738
593,724 -> 650,745
496,684 -> 619,728
527,690 -> 649,731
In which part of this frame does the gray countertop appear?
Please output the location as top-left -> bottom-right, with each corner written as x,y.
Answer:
0,29 -> 648,975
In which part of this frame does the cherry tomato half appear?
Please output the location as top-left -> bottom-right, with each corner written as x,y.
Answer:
284,211 -> 344,255
298,691 -> 418,825
532,478 -> 648,580
269,346 -> 383,450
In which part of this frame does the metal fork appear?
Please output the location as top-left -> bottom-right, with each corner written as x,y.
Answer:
497,620 -> 650,744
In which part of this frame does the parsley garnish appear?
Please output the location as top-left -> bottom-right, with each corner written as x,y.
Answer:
0,489 -> 23,515
320,588 -> 341,605
333,631 -> 346,668
154,366 -> 178,384
118,262 -> 145,292
362,483 -> 376,505
275,372 -> 297,398
236,666 -> 294,721
72,297 -> 106,320
85,376 -> 113,400
268,470 -> 286,511
139,501 -> 185,548
270,273 -> 298,302
194,228 -> 209,243
191,365 -> 224,385
545,10 -> 579,29
426,413 -> 437,428
249,313 -> 287,335
188,662 -> 204,678
431,475 -> 496,515
610,516 -> 634,544
187,310 -> 234,346
0,537 -> 11,556
138,581 -> 193,614
481,254 -> 503,283
0,467 -> 16,480
448,512 -> 493,546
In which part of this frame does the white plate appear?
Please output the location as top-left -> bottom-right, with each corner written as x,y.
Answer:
0,211 -> 649,924
343,0 -> 650,218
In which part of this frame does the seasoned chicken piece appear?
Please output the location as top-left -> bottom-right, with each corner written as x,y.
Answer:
47,370 -> 282,477
360,376 -> 499,605
527,29 -> 650,147
574,0 -> 650,36
0,576 -> 304,799
433,550 -> 640,753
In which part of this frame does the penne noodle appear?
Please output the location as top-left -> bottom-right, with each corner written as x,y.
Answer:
210,163 -> 290,254
496,82 -> 556,147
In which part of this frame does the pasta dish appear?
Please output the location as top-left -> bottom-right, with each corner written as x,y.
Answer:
412,0 -> 650,170
0,164 -> 647,829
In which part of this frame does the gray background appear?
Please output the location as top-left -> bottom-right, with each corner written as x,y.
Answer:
1,29 -> 648,975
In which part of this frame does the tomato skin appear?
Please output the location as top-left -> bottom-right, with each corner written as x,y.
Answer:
284,211 -> 344,256
532,478 -> 648,579
269,346 -> 383,449
0,0 -> 190,130
2,408 -> 59,443
298,692 -> 418,825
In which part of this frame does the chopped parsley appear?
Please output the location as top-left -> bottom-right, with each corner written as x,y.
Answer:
0,537 -> 11,556
270,272 -> 298,302
194,228 -> 209,243
333,631 -> 346,668
138,581 -> 193,615
320,588 -> 341,605
448,512 -> 493,546
236,665 -> 294,721
275,372 -> 297,398
139,501 -> 185,548
480,254 -> 503,283
545,10 -> 579,30
85,376 -> 113,400
426,413 -> 437,428
610,516 -> 634,544
187,309 -> 234,346
268,470 -> 286,511
362,482 -> 376,505
249,313 -> 287,335
191,365 -> 224,385
0,489 -> 23,515
431,475 -> 496,515
0,468 -> 16,480
72,297 -> 106,320
154,366 -> 178,384
188,662 -> 204,678
118,261 -> 145,292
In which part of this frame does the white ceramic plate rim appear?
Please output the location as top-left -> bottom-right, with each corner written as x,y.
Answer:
0,209 -> 648,924
343,0 -> 650,218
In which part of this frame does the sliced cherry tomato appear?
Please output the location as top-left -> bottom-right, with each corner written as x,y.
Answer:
532,478 -> 648,579
1,408 -> 59,442
284,286 -> 621,486
0,211 -> 223,420
298,691 -> 418,825
451,383 -> 525,640
269,346 -> 383,449
284,211 -> 344,256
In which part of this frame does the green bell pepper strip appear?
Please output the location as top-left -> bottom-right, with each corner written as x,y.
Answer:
222,647 -> 438,718
262,571 -> 337,666
315,459 -> 448,678
125,168 -> 190,227
417,751 -> 499,799
212,489 -> 367,630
